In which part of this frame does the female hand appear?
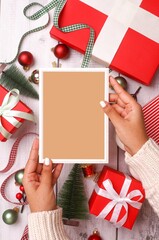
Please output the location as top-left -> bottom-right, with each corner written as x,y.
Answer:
100,76 -> 148,156
23,138 -> 63,212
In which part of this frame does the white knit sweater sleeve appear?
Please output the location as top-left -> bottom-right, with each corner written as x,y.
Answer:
28,208 -> 69,240
28,139 -> 159,240
125,138 -> 159,216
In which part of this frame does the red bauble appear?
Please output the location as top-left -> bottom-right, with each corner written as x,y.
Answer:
53,44 -> 69,59
88,230 -> 102,240
16,192 -> 23,201
18,51 -> 34,70
19,185 -> 25,193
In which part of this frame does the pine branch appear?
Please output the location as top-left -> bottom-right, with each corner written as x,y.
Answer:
0,65 -> 39,99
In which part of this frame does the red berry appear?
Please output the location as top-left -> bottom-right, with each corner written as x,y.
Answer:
16,193 -> 23,201
19,185 -> 25,193
53,44 -> 69,59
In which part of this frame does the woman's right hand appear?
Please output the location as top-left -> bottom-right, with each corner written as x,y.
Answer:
100,76 -> 149,156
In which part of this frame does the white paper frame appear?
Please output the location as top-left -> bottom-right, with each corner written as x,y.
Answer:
39,68 -> 109,163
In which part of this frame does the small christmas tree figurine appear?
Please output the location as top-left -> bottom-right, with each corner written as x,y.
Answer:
0,64 -> 39,99
57,164 -> 88,226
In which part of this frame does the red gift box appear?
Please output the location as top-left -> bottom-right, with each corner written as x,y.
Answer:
0,85 -> 35,142
50,0 -> 159,85
143,95 -> 159,144
89,167 -> 145,229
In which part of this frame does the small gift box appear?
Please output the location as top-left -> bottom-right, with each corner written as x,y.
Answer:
89,166 -> 145,229
0,85 -> 36,142
50,0 -> 159,85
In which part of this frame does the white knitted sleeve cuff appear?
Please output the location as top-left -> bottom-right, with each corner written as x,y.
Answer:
28,208 -> 69,240
125,139 -> 159,189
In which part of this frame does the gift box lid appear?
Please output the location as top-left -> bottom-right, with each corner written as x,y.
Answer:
50,0 -> 159,85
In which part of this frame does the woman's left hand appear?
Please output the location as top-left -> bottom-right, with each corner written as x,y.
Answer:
23,138 -> 63,212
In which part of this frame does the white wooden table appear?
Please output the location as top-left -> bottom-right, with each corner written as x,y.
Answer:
0,1 -> 159,239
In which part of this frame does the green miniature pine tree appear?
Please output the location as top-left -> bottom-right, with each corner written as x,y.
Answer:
0,64 -> 39,99
57,164 -> 88,225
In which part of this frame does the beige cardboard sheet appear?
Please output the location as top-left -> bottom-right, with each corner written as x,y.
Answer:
40,69 -> 109,163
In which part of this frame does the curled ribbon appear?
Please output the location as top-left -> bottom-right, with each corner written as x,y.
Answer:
95,176 -> 143,228
0,89 -> 36,139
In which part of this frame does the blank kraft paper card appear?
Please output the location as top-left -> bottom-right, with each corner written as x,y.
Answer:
40,69 -> 109,163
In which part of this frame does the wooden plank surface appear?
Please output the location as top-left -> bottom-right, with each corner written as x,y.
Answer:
0,0 -> 159,240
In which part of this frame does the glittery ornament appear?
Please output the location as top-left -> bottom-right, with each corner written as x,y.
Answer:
28,70 -> 39,84
81,164 -> 95,178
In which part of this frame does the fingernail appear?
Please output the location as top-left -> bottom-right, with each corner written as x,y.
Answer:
100,101 -> 106,108
44,158 -> 50,166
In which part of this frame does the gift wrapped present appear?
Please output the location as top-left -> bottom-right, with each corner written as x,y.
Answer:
50,0 -> 159,85
0,85 -> 36,142
143,95 -> 159,144
89,166 -> 145,229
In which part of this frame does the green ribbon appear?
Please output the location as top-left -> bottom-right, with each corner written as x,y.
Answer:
0,0 -> 95,68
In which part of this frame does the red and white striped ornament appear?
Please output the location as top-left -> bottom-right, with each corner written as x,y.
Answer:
143,95 -> 159,144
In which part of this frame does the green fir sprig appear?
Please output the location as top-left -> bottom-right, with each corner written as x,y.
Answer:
57,164 -> 89,220
0,65 -> 39,99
